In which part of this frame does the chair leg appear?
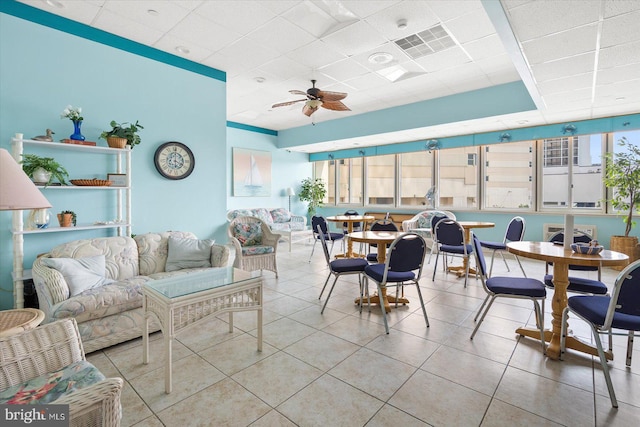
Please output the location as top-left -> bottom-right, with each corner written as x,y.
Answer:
414,283 -> 429,328
474,295 -> 491,321
378,282 -> 390,334
463,255 -> 470,288
318,273 -> 332,300
432,250 -> 439,281
514,255 -> 527,278
309,239 -> 318,262
560,307 -> 569,360
591,323 -> 619,408
321,275 -> 340,314
533,300 -> 546,354
488,250 -> 497,277
499,250 -> 510,272
470,296 -> 496,339
627,330 -> 634,367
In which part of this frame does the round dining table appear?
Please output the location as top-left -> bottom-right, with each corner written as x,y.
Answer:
325,215 -> 375,258
444,221 -> 495,277
347,230 -> 407,313
507,241 -> 629,360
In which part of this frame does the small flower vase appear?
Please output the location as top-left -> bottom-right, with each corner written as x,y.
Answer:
70,120 -> 85,141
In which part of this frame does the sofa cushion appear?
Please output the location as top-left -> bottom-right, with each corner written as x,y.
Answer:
252,208 -> 274,226
417,212 -> 432,228
228,209 -> 253,221
49,236 -> 139,281
241,245 -> 275,256
51,277 -> 149,324
233,223 -> 263,246
0,360 -> 105,404
41,255 -> 115,297
270,208 -> 291,223
135,231 -> 198,275
165,236 -> 214,272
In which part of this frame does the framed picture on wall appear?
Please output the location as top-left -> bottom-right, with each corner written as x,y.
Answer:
107,173 -> 127,187
232,148 -> 272,197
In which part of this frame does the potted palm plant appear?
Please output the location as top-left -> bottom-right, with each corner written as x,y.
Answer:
20,154 -> 69,186
100,120 -> 143,149
603,136 -> 640,268
298,177 -> 326,217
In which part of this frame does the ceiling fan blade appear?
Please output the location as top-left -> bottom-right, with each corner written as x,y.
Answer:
302,104 -> 319,117
272,99 -> 307,108
289,90 -> 308,96
317,90 -> 347,102
321,100 -> 350,111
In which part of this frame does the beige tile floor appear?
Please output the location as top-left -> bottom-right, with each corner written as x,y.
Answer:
87,239 -> 640,426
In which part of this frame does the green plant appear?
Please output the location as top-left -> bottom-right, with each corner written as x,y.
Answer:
298,177 -> 326,216
59,210 -> 76,226
20,154 -> 69,185
100,120 -> 144,149
603,136 -> 640,237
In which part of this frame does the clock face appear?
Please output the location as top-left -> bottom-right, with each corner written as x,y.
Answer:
154,142 -> 195,180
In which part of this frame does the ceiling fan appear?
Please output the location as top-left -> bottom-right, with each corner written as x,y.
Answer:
272,80 -> 350,117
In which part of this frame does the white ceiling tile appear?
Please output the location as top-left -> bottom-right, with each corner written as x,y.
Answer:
101,0 -> 191,32
462,34 -> 508,61
258,0 -> 303,15
153,33 -> 214,62
282,1 -> 342,38
598,40 -> 640,69
543,87 -> 592,106
18,0 -> 101,24
443,9 -> 495,44
342,72 -> 393,91
597,62 -> 640,85
428,0 -> 483,23
537,72 -> 594,95
414,47 -> 471,72
285,40 -> 346,69
214,37 -> 282,72
92,9 -> 164,45
256,56 -> 312,81
505,0 -> 601,42
339,1 -> 401,19
603,0 -> 640,18
363,1 -> 439,41
601,10 -> 640,48
530,53 -> 596,82
246,17 -> 316,54
321,21 -> 388,56
521,24 -> 598,65
168,12 -> 242,52
194,1 -> 276,36
318,58 -> 370,82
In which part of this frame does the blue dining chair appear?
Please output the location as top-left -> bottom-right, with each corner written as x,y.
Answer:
470,235 -> 547,354
365,219 -> 398,262
432,218 -> 473,287
560,259 -> 640,408
309,215 -> 344,262
364,233 -> 429,334
316,225 -> 370,314
478,216 -> 526,277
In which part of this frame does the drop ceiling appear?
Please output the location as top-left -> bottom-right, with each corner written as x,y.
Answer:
16,0 -> 640,153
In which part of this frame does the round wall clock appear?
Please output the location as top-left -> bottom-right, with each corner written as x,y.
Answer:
154,141 -> 195,180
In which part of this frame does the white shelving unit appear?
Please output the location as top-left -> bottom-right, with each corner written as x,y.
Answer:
10,136 -> 132,308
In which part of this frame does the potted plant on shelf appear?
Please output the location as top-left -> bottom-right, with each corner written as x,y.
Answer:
603,136 -> 640,268
100,120 -> 144,149
20,154 -> 69,186
57,210 -> 76,227
298,177 -> 326,217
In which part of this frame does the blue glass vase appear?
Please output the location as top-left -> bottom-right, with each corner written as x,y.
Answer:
70,120 -> 85,141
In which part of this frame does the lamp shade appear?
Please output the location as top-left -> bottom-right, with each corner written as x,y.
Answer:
0,148 -> 52,210
286,187 -> 295,196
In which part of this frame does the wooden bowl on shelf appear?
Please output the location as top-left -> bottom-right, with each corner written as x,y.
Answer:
70,178 -> 112,187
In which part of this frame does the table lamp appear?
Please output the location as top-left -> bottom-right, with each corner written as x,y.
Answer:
0,148 -> 52,211
286,187 -> 295,211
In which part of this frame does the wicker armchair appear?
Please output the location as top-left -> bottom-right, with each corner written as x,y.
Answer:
0,318 -> 123,427
228,216 -> 281,278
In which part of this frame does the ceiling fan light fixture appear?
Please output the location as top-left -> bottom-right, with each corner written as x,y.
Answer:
46,0 -> 64,8
368,52 -> 394,65
147,9 -> 159,16
306,99 -> 322,108
175,45 -> 190,54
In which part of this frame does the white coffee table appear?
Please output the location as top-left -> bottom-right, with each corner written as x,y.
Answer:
142,267 -> 263,393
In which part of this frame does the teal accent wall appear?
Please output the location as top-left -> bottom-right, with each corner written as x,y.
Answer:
0,13 -> 227,309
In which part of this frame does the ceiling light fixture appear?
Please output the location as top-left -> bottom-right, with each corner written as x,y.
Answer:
254,77 -> 266,83
397,19 -> 408,30
368,52 -> 394,65
147,9 -> 159,16
306,99 -> 322,109
175,46 -> 190,55
45,0 -> 64,8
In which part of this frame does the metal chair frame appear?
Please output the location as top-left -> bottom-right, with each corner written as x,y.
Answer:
479,216 -> 526,277
309,215 -> 344,262
432,218 -> 473,287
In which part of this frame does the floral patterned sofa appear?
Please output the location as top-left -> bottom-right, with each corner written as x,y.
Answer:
32,231 -> 229,353
226,208 -> 307,251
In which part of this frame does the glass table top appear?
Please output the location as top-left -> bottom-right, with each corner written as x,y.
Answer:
145,267 -> 260,299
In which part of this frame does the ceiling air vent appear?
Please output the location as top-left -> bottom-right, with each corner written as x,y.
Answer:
394,24 -> 456,60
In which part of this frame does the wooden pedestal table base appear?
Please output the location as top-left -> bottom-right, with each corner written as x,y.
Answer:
507,241 -> 628,360
326,215 -> 374,258
347,230 -> 407,313
445,221 -> 495,278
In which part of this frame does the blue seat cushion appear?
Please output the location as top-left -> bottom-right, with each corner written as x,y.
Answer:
479,240 -> 506,250
486,276 -> 546,298
365,263 -> 415,283
569,295 -> 640,331
330,258 -> 368,273
543,274 -> 607,295
318,233 -> 344,241
440,244 -> 473,254
366,253 -> 379,262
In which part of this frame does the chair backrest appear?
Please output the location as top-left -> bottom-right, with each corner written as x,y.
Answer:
387,233 -> 427,276
548,230 -> 592,244
316,224 -> 332,266
370,219 -> 398,232
603,259 -> 640,328
472,235 -> 488,279
434,218 -> 465,247
311,215 -> 329,235
430,213 -> 449,230
343,210 -> 361,230
504,216 -> 526,243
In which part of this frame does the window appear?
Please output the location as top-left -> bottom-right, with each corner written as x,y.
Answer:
541,134 -> 605,210
337,158 -> 362,204
483,141 -> 534,209
314,160 -> 334,204
438,146 -> 479,209
366,154 -> 395,205
399,151 -> 434,207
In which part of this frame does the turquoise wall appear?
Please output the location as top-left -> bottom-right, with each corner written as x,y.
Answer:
0,13 -> 228,309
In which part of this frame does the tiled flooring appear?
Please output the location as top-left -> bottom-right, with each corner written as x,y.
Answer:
88,239 -> 640,426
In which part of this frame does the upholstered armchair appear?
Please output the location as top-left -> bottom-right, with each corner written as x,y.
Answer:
0,318 -> 123,427
228,216 -> 281,278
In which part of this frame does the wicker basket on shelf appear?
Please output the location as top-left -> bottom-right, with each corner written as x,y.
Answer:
106,136 -> 127,149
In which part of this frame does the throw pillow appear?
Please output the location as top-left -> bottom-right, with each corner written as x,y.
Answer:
417,213 -> 431,228
41,255 -> 115,296
233,223 -> 263,247
165,236 -> 214,272
271,208 -> 291,223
